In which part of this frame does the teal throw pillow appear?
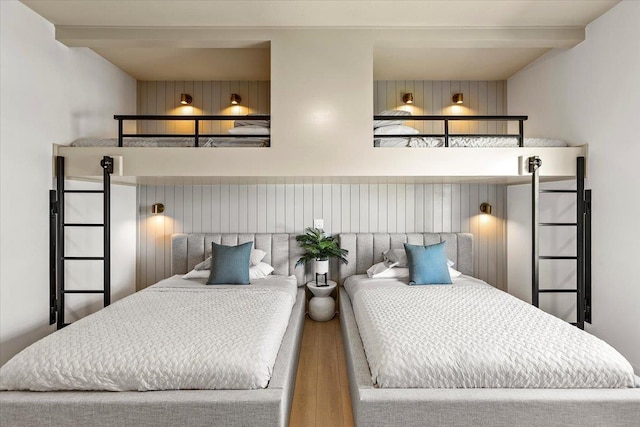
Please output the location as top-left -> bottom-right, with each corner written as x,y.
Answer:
404,241 -> 452,285
206,241 -> 252,285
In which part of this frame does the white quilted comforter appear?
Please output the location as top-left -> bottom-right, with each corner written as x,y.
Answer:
0,275 -> 298,391
346,275 -> 635,389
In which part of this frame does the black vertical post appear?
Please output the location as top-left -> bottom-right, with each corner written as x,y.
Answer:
584,188 -> 592,324
444,120 -> 449,147
519,120 -> 524,147
194,119 -> 200,147
118,119 -> 123,147
529,156 -> 541,308
56,156 -> 65,329
101,156 -> 113,307
49,190 -> 58,325
576,157 -> 585,329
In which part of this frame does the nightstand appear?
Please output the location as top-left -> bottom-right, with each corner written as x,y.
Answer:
306,280 -> 337,321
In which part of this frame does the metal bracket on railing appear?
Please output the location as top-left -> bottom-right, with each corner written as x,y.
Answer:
527,156 -> 542,174
100,156 -> 114,174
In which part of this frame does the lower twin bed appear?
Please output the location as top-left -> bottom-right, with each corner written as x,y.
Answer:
339,233 -> 639,427
0,233 -> 306,427
1,232 -> 638,426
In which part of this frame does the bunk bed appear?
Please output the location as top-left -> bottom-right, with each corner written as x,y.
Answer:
337,233 -> 640,427
0,233 -> 306,427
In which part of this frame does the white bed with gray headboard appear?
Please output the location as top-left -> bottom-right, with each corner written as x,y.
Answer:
1,233 -> 306,427
338,233 -> 640,427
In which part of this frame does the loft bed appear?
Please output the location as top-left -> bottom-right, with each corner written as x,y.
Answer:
372,113 -> 570,148
71,114 -> 271,148
55,113 -> 587,184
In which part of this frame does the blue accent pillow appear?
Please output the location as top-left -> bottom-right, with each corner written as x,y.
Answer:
206,241 -> 252,285
404,242 -> 452,285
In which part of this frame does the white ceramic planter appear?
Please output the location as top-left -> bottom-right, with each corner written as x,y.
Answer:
314,259 -> 329,275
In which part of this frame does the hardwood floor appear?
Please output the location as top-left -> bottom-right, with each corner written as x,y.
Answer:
289,316 -> 355,427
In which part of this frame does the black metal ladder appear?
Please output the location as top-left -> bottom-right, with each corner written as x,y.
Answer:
50,156 -> 113,329
529,156 -> 591,329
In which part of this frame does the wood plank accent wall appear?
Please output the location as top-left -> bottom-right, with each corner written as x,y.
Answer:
138,181 -> 507,291
374,80 -> 508,134
136,80 -> 270,134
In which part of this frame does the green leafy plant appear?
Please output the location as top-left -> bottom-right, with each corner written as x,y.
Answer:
295,227 -> 349,267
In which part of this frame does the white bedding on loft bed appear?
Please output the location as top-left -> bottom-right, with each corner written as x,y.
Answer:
344,274 -> 635,389
0,274 -> 297,392
70,137 -> 269,147
374,136 -> 568,148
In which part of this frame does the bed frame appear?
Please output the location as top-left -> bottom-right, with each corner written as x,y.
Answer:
337,233 -> 640,427
1,233 -> 306,427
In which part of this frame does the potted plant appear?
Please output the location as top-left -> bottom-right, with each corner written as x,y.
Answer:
295,228 -> 348,281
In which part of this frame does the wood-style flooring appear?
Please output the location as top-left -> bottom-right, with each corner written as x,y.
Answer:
289,316 -> 355,427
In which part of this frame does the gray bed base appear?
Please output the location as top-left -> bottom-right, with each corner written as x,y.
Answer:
337,233 -> 640,427
1,233 -> 307,427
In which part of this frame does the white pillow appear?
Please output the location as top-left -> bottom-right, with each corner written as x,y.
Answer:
250,262 -> 275,279
183,262 -> 275,281
195,248 -> 266,270
182,269 -> 210,279
228,126 -> 270,135
382,248 -> 408,268
234,113 -> 269,128
366,262 -> 410,279
448,267 -> 462,278
374,125 -> 419,136
374,109 -> 412,128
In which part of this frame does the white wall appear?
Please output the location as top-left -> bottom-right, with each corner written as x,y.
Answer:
507,0 -> 640,372
0,1 -> 137,365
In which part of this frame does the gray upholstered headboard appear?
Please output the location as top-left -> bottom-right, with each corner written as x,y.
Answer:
171,233 -> 306,286
338,233 -> 473,284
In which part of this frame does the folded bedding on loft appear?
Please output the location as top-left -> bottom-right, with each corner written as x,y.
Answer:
0,275 -> 297,391
345,274 -> 635,389
375,136 -> 568,147
69,137 -> 269,147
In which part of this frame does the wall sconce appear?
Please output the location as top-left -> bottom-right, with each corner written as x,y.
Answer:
402,93 -> 414,104
480,202 -> 492,215
152,203 -> 165,214
452,93 -> 464,105
230,93 -> 242,105
180,94 -> 192,105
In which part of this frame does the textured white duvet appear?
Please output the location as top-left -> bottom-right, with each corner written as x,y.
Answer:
0,275 -> 297,391
345,275 -> 635,389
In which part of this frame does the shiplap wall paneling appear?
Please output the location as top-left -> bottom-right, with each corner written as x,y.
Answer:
137,80 -> 270,134
373,80 -> 508,134
138,182 -> 506,290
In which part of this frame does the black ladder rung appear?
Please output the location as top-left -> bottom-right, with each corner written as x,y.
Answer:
63,223 -> 105,227
63,190 -> 104,194
540,256 -> 578,260
62,256 -> 104,261
540,223 -> 578,226
539,289 -> 578,293
540,190 -> 577,193
62,290 -> 105,294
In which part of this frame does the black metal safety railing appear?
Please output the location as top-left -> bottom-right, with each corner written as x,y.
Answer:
114,115 -> 271,148
373,115 -> 528,147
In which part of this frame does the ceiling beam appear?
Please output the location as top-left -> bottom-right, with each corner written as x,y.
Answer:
56,26 -> 584,49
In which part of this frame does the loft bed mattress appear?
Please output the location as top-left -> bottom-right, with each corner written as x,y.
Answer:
0,274 -> 297,392
344,274 -> 635,389
70,137 -> 269,148
374,136 -> 567,148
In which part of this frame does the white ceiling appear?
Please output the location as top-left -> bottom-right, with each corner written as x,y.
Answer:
374,47 -> 550,80
22,1 -> 618,28
92,48 -> 271,81
21,0 -> 619,81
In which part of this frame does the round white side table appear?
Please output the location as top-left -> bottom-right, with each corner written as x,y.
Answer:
307,280 -> 337,321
